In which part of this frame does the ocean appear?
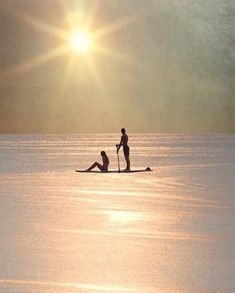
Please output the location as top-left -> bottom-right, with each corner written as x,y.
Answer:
0,134 -> 235,293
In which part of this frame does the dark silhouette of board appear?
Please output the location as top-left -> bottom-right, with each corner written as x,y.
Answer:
75,167 -> 152,173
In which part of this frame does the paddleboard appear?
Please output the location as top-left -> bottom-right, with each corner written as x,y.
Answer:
75,167 -> 152,173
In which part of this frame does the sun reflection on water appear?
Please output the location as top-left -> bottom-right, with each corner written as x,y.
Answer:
106,210 -> 148,224
0,279 -> 138,292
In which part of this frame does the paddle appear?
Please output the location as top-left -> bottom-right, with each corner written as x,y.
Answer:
116,144 -> 121,172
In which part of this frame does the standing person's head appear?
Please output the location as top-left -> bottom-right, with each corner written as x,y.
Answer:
121,128 -> 126,134
101,151 -> 106,157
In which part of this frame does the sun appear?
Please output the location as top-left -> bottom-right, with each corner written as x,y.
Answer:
68,30 -> 92,54
5,6 -> 137,79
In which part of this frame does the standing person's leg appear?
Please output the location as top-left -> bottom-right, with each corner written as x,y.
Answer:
124,146 -> 130,170
125,154 -> 130,170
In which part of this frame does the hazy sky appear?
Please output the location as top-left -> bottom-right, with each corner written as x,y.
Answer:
0,0 -> 234,133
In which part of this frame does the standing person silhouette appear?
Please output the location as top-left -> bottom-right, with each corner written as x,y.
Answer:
116,128 -> 130,171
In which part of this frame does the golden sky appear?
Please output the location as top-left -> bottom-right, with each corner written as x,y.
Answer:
0,0 -> 234,133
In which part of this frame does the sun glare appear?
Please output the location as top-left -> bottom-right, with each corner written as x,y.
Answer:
6,5 -> 136,80
69,30 -> 92,54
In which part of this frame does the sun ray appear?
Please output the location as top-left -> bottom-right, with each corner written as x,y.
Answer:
10,7 -> 67,40
62,55 -> 78,85
3,45 -> 69,77
93,11 -> 146,40
64,0 -> 99,32
93,44 -> 136,64
83,56 -> 104,89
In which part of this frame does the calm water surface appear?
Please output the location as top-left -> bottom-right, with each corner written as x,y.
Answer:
0,134 -> 235,293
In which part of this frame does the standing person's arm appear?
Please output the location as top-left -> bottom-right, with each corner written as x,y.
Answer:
116,136 -> 123,152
